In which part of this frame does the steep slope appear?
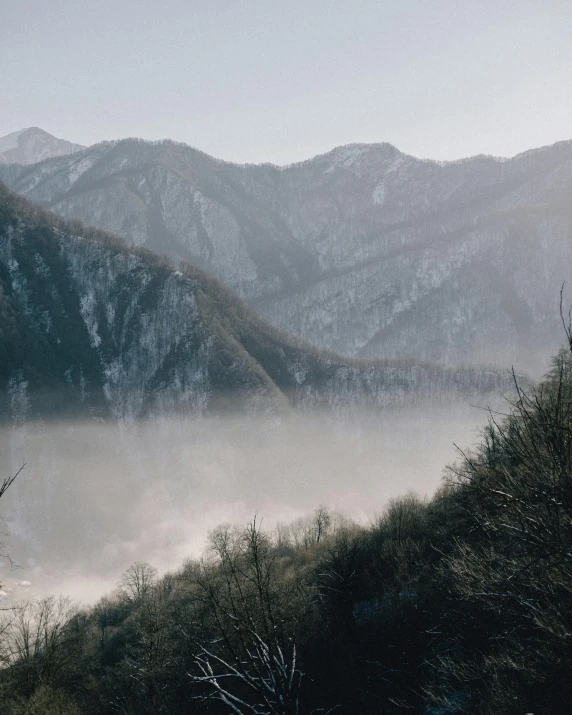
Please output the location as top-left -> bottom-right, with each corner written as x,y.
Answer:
0,183 -> 508,422
2,138 -> 570,374
0,127 -> 84,166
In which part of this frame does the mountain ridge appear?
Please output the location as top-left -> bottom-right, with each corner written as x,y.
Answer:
0,182 -> 507,422
1,134 -> 571,375
7,125 -> 571,169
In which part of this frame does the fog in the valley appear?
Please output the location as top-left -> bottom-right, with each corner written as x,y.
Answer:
0,400 -> 502,605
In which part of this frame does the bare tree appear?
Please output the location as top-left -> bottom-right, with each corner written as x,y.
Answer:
0,464 -> 24,587
0,465 -> 22,502
313,506 -> 331,545
118,581 -> 178,714
0,596 -> 83,698
276,507 -> 345,551
185,519 -> 323,715
119,561 -> 158,602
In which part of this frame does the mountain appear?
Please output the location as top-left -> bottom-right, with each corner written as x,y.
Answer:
2,137 -> 570,374
0,127 -> 84,166
0,182 -> 507,421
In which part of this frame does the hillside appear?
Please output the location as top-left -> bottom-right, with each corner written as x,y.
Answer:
0,183 -> 506,422
1,137 -> 571,373
2,348 -> 571,714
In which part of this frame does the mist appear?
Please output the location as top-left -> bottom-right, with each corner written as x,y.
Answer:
0,399 -> 500,605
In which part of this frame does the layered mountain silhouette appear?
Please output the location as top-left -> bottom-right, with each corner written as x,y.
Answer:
0,127 -> 84,166
0,182 -> 507,421
1,134 -> 571,374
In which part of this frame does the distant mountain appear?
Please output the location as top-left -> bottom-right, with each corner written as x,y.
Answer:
2,137 -> 570,374
0,127 -> 84,165
0,182 -> 507,421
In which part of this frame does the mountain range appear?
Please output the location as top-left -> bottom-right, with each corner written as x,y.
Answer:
0,182 -> 507,421
1,129 -> 571,377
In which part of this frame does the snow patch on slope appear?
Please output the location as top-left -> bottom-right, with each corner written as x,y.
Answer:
67,157 -> 94,185
372,182 -> 385,205
324,146 -> 371,173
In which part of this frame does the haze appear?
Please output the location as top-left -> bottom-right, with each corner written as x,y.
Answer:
1,0 -> 571,164
0,402 -> 498,604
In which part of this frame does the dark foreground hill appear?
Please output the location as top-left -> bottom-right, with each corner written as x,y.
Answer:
1,346 -> 571,714
0,183 -> 508,421
2,136 -> 571,373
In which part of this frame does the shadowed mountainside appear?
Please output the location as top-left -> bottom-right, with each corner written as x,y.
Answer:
0,183 -> 510,421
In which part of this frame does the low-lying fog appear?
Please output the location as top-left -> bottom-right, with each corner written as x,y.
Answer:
0,400 -> 501,605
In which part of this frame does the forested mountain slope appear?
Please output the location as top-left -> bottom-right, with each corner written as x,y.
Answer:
2,137 -> 571,373
0,183 -> 505,421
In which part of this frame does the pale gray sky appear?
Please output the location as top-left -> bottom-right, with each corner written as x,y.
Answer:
1,0 -> 571,164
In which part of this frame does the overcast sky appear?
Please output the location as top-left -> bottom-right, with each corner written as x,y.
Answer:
2,0 -> 571,164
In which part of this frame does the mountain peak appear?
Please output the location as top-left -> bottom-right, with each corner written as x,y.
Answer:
0,127 -> 84,165
311,141 -> 407,176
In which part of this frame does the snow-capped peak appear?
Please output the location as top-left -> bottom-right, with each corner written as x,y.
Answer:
0,127 -> 85,165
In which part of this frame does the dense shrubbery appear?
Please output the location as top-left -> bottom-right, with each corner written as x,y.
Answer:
2,351 -> 572,713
